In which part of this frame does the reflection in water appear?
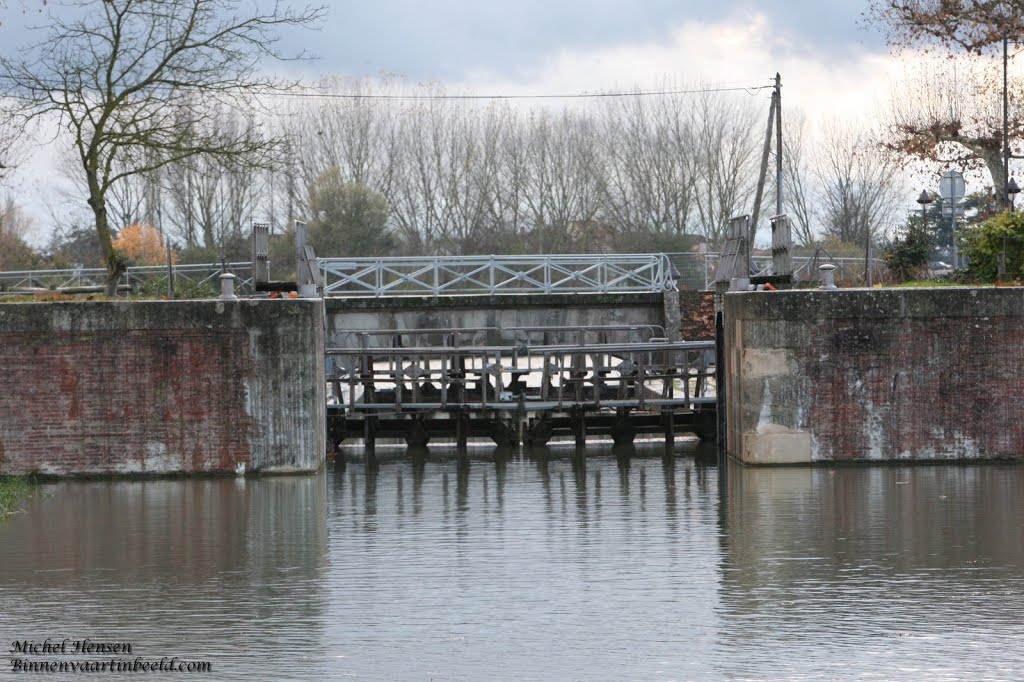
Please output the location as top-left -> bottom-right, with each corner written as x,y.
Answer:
718,465 -> 1024,681
1,454 -> 1023,680
321,446 -> 722,680
0,477 -> 328,677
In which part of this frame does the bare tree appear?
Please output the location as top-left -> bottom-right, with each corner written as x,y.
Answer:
0,0 -> 323,294
0,194 -> 37,268
779,111 -> 817,247
521,110 -> 604,253
0,93 -> 30,186
867,0 -> 1024,208
816,122 -> 902,246
599,92 -> 697,241
883,56 -> 1020,200
0,194 -> 33,239
691,90 -> 760,246
865,1 -> 1024,53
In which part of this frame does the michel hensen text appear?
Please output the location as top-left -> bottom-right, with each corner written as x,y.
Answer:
11,639 -> 131,655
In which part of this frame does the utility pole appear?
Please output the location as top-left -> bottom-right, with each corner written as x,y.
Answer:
751,74 -> 783,246
775,73 -> 783,218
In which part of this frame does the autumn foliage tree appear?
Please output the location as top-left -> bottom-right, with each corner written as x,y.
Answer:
112,223 -> 172,266
865,1 -> 1024,53
867,0 -> 1024,208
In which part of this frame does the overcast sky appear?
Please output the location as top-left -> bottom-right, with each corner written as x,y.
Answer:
300,1 -> 883,83
274,0 -> 896,123
0,1 -> 950,239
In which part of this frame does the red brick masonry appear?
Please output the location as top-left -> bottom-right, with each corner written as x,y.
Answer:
724,288 -> 1024,464
0,300 -> 325,476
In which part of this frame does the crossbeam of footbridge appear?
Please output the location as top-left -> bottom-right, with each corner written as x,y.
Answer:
317,253 -> 678,297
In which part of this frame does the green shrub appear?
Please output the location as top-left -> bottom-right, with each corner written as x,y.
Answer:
960,211 -> 1024,281
882,221 -> 933,282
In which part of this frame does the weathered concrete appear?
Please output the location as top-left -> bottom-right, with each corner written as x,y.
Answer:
326,293 -> 669,346
0,299 -> 325,476
724,288 -> 1024,464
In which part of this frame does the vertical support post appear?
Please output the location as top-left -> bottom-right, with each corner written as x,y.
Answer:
865,226 -> 873,287
750,88 -> 777,245
456,411 -> 468,456
664,410 -> 675,456
574,410 -> 586,449
295,220 -> 321,298
166,242 -> 175,299
295,219 -> 307,276
1005,34 -> 1010,211
364,417 -> 376,465
252,222 -> 270,285
775,72 -> 783,219
715,311 -> 726,456
771,214 -> 793,282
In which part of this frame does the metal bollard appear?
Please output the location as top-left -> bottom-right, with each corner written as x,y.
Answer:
220,273 -> 238,300
819,263 -> 837,290
730,277 -> 751,292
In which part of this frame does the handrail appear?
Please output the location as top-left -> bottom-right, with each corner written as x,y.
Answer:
318,253 -> 676,297
0,262 -> 254,293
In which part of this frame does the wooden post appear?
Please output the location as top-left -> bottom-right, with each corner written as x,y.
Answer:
456,411 -> 468,455
574,410 -> 586,449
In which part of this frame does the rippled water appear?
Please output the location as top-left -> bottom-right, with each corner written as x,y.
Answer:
2,450 -> 1023,681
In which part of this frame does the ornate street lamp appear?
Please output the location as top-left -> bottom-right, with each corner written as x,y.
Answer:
916,190 -> 934,232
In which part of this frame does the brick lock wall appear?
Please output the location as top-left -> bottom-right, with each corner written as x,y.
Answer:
0,300 -> 325,476
724,288 -> 1024,464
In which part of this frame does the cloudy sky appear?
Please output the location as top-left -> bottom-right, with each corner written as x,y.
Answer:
0,0 -> 962,240
287,0 -> 893,119
305,0 -> 882,81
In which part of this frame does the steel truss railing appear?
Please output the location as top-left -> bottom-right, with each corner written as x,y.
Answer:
0,263 -> 254,294
670,253 -> 889,290
318,253 -> 677,297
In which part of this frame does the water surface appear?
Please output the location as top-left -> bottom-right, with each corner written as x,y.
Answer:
2,452 -> 1022,680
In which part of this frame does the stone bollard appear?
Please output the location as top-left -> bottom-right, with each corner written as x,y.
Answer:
819,263 -> 837,290
220,273 -> 238,300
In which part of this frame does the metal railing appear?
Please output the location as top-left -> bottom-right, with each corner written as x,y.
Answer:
0,263 -> 254,295
325,339 -> 716,414
667,253 -> 889,290
318,253 -> 677,297
0,253 -> 891,297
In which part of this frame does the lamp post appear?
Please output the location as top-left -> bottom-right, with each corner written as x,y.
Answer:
1000,178 -> 1020,280
916,189 -> 934,231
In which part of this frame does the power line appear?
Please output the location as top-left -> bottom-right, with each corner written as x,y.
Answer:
265,83 -> 775,102
0,72 -> 775,102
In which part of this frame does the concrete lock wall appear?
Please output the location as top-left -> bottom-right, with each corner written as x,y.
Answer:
724,288 -> 1024,464
326,293 -> 674,346
0,299 -> 325,476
